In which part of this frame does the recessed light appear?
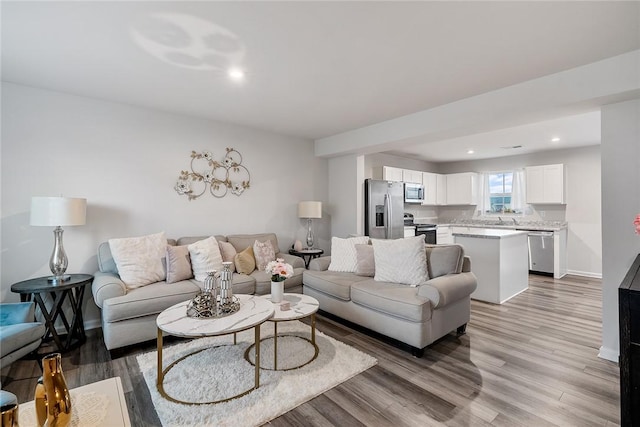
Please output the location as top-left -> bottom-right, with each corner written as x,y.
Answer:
551,137 -> 560,142
467,150 -> 474,154
227,67 -> 245,81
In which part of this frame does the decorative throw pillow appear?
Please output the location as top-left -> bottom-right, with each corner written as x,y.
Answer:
355,244 -> 375,277
165,245 -> 192,284
372,235 -> 429,286
234,246 -> 256,274
218,241 -> 237,273
188,236 -> 223,282
108,231 -> 167,289
328,236 -> 370,273
253,240 -> 275,272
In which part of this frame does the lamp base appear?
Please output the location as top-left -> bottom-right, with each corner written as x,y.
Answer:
47,275 -> 71,284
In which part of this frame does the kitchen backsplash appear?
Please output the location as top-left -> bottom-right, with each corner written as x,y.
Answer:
405,203 -> 567,223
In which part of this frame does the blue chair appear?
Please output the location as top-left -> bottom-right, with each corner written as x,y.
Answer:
0,302 -> 45,368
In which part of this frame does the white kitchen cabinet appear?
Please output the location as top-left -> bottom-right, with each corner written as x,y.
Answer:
445,172 -> 478,205
436,226 -> 454,244
402,169 -> 423,184
436,174 -> 447,205
404,226 -> 416,238
382,166 -> 404,182
421,172 -> 438,205
525,164 -> 565,204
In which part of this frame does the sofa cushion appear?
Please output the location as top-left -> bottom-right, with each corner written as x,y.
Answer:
227,233 -> 279,254
426,244 -> 464,279
177,235 -> 227,246
102,280 -> 201,323
302,270 -> 369,301
188,236 -> 223,282
218,241 -> 237,273
108,232 -> 167,288
372,235 -> 429,286
351,279 -> 431,323
235,246 -> 256,274
328,236 -> 370,273
0,323 -> 46,358
253,240 -> 276,272
165,245 -> 193,284
355,244 -> 375,277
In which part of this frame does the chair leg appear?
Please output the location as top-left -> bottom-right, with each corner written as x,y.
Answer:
456,323 -> 467,336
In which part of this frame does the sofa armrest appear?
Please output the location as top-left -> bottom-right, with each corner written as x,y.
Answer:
418,272 -> 477,309
308,256 -> 331,271
92,271 -> 127,309
276,253 -> 305,269
462,256 -> 472,273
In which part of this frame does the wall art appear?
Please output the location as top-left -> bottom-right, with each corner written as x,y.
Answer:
175,148 -> 250,200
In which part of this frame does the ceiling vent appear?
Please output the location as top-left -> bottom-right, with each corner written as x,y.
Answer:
501,145 -> 523,150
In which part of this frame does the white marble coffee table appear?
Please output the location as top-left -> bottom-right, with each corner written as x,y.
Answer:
245,293 -> 320,371
156,294 -> 274,405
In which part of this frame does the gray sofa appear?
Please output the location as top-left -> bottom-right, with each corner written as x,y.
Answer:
302,244 -> 477,357
92,233 -> 304,350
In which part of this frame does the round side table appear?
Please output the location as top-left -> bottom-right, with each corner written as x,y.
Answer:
288,248 -> 324,269
10,274 -> 93,352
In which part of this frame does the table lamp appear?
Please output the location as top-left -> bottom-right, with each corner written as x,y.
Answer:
30,197 -> 87,283
298,201 -> 322,249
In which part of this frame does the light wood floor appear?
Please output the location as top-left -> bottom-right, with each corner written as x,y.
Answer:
1,274 -> 619,426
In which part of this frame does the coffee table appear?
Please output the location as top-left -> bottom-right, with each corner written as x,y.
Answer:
156,294 -> 274,405
245,293 -> 319,371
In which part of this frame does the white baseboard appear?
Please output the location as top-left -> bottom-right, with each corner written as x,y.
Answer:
598,346 -> 619,362
567,269 -> 602,279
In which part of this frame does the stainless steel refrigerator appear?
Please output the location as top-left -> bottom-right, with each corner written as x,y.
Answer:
364,179 -> 404,239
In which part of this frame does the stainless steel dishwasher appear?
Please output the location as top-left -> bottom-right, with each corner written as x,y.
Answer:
527,231 -> 554,275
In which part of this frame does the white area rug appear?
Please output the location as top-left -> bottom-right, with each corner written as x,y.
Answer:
137,320 -> 377,426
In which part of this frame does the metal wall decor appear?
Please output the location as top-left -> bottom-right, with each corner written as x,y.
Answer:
175,147 -> 250,200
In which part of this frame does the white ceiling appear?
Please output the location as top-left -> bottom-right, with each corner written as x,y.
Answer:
2,1 -> 638,161
386,111 -> 602,162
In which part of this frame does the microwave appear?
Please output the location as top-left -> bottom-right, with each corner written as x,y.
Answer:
404,183 -> 424,203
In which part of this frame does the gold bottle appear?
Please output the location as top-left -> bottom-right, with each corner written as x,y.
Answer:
0,394 -> 19,427
34,353 -> 72,427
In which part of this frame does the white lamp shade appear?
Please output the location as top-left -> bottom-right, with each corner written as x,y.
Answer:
30,197 -> 87,226
298,201 -> 322,219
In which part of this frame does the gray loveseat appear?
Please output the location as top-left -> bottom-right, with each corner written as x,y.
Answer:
92,233 -> 304,350
302,244 -> 477,357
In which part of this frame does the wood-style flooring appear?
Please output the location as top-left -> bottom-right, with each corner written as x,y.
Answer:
1,274 -> 619,426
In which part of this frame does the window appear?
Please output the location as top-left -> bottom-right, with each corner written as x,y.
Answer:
488,172 -> 516,213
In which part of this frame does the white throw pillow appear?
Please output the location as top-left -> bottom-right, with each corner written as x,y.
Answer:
188,236 -> 224,282
372,235 -> 428,286
109,231 -> 167,289
328,236 -> 370,273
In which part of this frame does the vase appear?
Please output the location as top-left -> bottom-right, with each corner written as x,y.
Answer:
0,391 -> 19,427
35,353 -> 72,427
271,281 -> 284,303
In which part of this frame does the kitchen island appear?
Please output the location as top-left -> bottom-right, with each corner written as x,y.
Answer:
452,227 -> 529,304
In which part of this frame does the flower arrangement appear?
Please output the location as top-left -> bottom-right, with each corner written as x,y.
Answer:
265,258 -> 293,282
634,214 -> 640,235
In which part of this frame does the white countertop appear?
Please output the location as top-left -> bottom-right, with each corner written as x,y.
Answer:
451,227 -> 529,239
444,219 -> 567,231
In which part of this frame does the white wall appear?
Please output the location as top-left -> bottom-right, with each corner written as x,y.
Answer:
437,146 -> 602,277
364,153 -> 437,178
1,83 -> 329,327
328,154 -> 364,240
600,98 -> 640,361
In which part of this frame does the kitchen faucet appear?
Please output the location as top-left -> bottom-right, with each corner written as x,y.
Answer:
498,216 -> 504,224
512,218 -> 518,225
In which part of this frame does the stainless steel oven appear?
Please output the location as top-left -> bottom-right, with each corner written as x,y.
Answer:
415,224 -> 437,244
